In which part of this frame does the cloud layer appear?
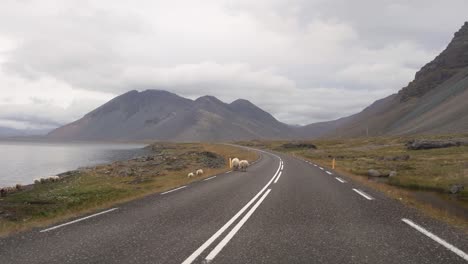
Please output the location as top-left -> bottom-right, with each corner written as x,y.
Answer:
0,0 -> 467,129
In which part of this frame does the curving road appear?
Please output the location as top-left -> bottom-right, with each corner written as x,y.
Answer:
0,147 -> 467,263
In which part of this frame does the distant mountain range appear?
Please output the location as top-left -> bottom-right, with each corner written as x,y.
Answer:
48,22 -> 468,141
0,127 -> 51,138
48,90 -> 295,141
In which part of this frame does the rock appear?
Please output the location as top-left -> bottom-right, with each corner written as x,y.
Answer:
282,142 -> 317,149
406,139 -> 467,150
117,168 -> 134,177
449,184 -> 464,194
389,171 -> 397,177
368,169 -> 381,177
197,151 -> 225,168
379,155 -> 410,161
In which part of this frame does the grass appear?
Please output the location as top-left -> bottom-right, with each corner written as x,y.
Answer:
0,142 -> 258,236
237,134 -> 468,231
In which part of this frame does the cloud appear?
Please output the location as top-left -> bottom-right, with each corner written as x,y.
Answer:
0,0 -> 467,128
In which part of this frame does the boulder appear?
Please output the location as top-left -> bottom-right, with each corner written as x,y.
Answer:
406,139 -> 467,150
368,169 -> 381,177
282,142 -> 317,149
449,184 -> 464,194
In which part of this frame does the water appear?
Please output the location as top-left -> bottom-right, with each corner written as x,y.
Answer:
0,141 -> 149,187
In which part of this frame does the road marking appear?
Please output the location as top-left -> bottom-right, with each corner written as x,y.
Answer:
203,176 -> 217,181
326,171 -> 332,175
313,164 -> 317,167
319,167 -> 324,170
40,208 -> 118,233
225,171 -> 232,174
335,177 -> 346,183
182,160 -> 281,264
352,188 -> 374,200
274,171 -> 283,184
402,218 -> 468,261
161,186 -> 187,195
205,189 -> 272,262
281,164 -> 284,170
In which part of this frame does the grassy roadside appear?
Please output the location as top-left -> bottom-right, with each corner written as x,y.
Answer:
0,143 -> 258,236
237,135 -> 468,231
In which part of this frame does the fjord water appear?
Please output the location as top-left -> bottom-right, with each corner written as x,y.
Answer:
0,141 -> 148,187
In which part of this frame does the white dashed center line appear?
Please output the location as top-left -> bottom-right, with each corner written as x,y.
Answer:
352,188 -> 374,200
203,176 -> 217,181
325,171 -> 332,175
335,177 -> 346,183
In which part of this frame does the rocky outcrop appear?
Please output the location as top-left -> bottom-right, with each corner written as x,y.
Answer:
406,139 -> 468,150
281,142 -> 317,149
398,22 -> 468,101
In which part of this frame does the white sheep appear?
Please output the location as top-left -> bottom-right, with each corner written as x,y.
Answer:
187,172 -> 195,178
34,178 -> 41,184
40,177 -> 48,183
231,158 -> 240,171
196,169 -> 204,176
239,160 -> 249,172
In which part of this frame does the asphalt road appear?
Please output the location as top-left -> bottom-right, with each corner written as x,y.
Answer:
0,147 -> 467,263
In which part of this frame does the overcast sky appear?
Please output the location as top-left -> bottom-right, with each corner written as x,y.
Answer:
0,0 -> 467,130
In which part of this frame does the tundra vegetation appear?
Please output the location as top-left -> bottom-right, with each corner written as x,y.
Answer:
0,143 -> 257,236
238,134 -> 468,230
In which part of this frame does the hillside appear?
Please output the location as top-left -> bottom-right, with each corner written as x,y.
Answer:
326,22 -> 468,137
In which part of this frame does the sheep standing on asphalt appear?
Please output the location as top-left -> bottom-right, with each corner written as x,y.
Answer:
187,172 -> 195,178
196,169 -> 204,176
239,160 -> 250,172
232,158 -> 240,171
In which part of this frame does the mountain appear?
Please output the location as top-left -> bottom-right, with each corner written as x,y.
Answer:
0,127 -> 51,138
48,90 -> 295,141
322,22 -> 468,137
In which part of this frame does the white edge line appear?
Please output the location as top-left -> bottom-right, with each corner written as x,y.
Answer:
352,188 -> 374,200
319,167 -> 324,170
402,218 -> 468,261
326,171 -> 332,175
205,189 -> 272,262
313,164 -> 317,167
161,185 -> 187,195
203,176 -> 217,181
225,171 -> 232,174
40,208 -> 118,233
335,177 -> 346,183
181,160 -> 281,264
274,171 -> 283,184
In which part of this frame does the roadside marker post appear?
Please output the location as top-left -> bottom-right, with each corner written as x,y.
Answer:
229,158 -> 232,168
332,158 -> 336,169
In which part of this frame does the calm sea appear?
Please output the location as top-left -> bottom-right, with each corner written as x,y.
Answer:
0,141 -> 148,187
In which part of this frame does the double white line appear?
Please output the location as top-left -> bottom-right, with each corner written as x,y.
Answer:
182,159 -> 282,264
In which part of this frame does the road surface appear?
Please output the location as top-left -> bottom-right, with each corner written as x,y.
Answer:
0,147 -> 467,263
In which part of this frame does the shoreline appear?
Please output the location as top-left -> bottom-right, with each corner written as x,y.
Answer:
0,141 -> 150,188
0,143 -> 259,236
